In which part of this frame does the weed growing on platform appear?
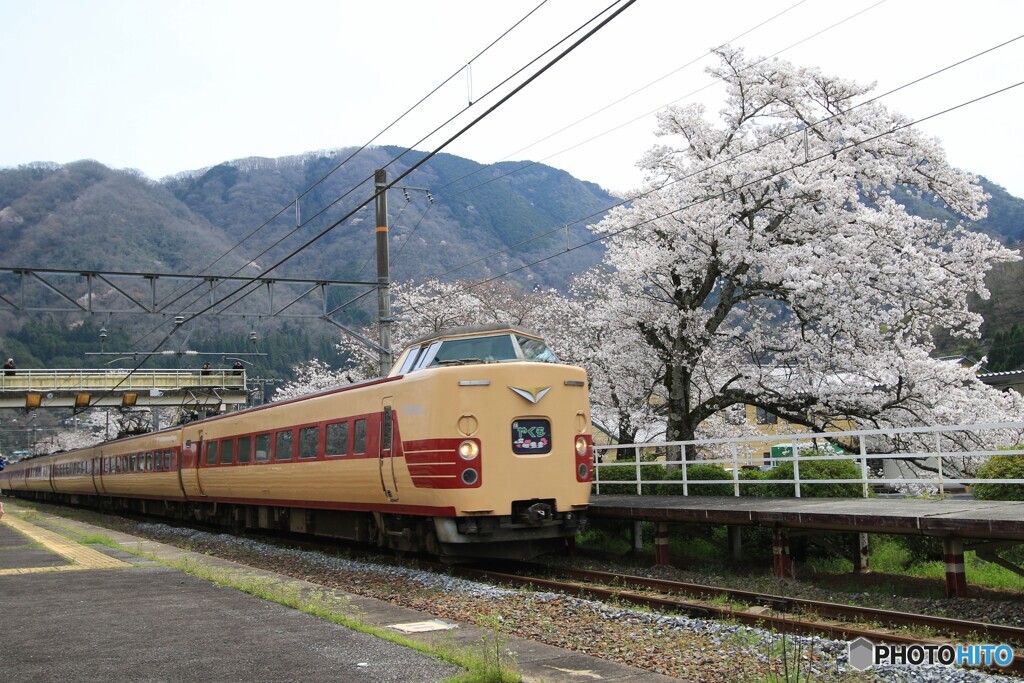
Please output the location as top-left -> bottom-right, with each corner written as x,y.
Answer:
435,614 -> 520,683
77,533 -> 120,549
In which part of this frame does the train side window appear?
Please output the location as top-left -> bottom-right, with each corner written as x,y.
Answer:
326,422 -> 349,456
237,436 -> 252,464
353,419 -> 367,455
130,454 -> 138,472
145,452 -> 153,471
255,434 -> 271,462
206,441 -> 219,466
221,439 -> 235,465
163,450 -> 172,470
299,426 -> 319,459
275,430 -> 294,461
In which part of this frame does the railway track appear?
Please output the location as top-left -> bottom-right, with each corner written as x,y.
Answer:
443,561 -> 1024,676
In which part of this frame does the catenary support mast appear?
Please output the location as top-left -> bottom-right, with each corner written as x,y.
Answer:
375,169 -> 393,374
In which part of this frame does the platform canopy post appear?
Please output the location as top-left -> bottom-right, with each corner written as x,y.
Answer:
772,528 -> 794,579
654,522 -> 671,565
853,533 -> 870,573
943,537 -> 968,598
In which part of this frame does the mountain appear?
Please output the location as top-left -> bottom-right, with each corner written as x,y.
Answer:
0,149 -> 615,373
893,176 -> 1024,244
1,150 -> 613,290
0,160 -> 246,274
160,146 -> 612,290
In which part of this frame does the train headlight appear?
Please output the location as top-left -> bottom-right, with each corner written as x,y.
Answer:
575,436 -> 589,456
458,440 -> 480,460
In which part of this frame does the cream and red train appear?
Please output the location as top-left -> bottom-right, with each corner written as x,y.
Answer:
0,324 -> 593,560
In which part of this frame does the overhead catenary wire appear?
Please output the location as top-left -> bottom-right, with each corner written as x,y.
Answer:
441,81 -> 1024,300
438,0 -> 814,196
417,31 -> 1024,287
80,0 -> 639,412
160,0 -> 637,330
167,0 -> 638,328
144,1 -> 555,323
140,0 -> 886,346
408,0 -> 899,285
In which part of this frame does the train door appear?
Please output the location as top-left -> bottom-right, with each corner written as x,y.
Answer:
378,398 -> 398,501
92,454 -> 105,495
186,436 -> 206,498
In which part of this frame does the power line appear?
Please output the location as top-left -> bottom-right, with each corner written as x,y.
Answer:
430,81 -> 1024,302
440,0 -> 890,202
91,0 -> 639,409
145,1 -> 556,328
419,0 -> 899,282
419,32 -> 1024,286
438,0 -> 814,196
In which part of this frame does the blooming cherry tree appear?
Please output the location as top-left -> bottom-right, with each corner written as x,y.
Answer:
590,47 -> 1022,450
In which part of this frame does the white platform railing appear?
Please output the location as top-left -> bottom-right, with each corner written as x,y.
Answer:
593,421 -> 1024,498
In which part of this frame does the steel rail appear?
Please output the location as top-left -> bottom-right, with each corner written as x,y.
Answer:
541,564 -> 1024,643
445,563 -> 1024,675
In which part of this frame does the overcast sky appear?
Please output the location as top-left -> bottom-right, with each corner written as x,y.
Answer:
2,0 -> 1023,198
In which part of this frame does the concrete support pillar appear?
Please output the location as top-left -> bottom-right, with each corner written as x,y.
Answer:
772,528 -> 794,578
943,537 -> 968,598
728,525 -> 743,561
654,522 -> 671,565
631,521 -> 643,556
853,533 -> 870,573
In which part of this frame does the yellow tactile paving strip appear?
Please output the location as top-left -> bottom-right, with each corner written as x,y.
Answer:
0,514 -> 131,575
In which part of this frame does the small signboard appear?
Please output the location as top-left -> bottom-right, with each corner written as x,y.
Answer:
388,619 -> 458,633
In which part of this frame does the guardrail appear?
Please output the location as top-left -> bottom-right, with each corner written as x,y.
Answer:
0,369 -> 245,392
593,421 -> 1024,498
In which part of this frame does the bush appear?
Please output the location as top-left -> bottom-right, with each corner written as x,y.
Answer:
593,462 -> 672,495
653,464 -> 735,496
742,452 -> 863,498
972,451 -> 1024,501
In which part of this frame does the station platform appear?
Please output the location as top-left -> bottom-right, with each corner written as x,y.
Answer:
589,494 -> 1024,597
0,500 -> 670,683
588,494 -> 1024,540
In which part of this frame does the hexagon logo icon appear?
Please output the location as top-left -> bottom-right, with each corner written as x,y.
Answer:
848,637 -> 875,671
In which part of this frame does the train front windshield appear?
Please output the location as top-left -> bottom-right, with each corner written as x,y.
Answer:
398,333 -> 560,373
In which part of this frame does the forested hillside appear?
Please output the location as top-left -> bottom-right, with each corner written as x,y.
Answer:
161,146 -> 611,289
0,149 -> 615,378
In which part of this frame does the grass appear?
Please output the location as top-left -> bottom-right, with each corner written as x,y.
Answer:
868,536 -> 1024,593
77,532 -> 123,550
580,519 -> 1024,598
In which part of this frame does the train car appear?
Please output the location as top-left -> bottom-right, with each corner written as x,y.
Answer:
0,324 -> 593,560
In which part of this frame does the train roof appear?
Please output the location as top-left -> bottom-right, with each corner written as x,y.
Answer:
406,323 -> 543,347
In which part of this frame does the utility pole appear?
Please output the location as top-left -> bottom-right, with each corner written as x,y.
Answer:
375,169 -> 393,373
